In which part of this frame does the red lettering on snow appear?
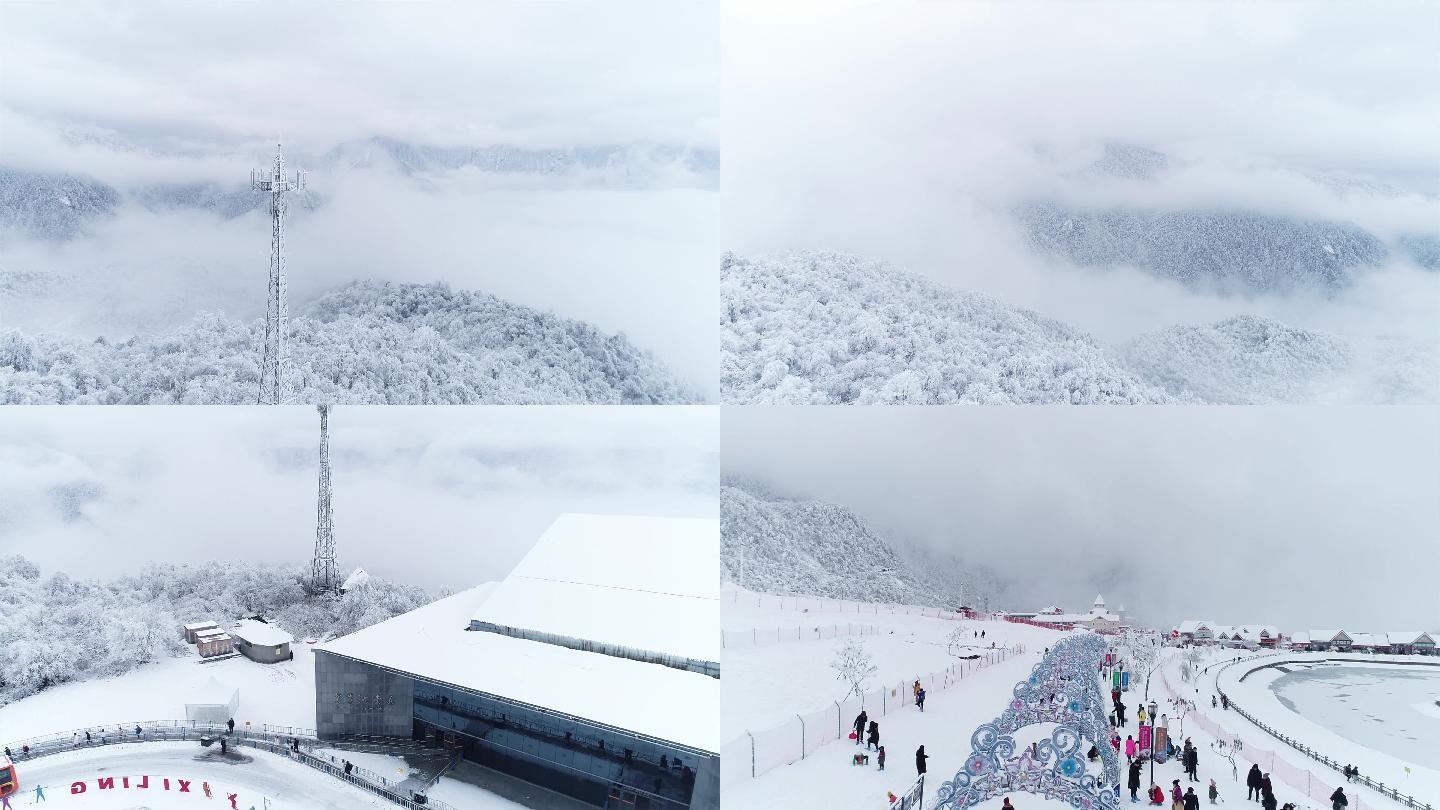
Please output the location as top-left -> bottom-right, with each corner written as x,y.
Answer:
164,778 -> 171,790
178,779 -> 191,792
98,777 -> 115,790
122,776 -> 129,788
70,782 -> 85,795
137,776 -> 149,789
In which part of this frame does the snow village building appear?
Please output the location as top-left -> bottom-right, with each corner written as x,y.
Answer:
315,514 -> 721,810
1176,620 -> 1216,644
182,620 -> 219,643
1035,595 -> 1124,633
1387,632 -> 1436,655
230,619 -> 294,663
1307,630 -> 1353,651
194,627 -> 235,658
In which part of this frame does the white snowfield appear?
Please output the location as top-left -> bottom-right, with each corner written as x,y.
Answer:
474,513 -> 721,664
1204,651 -> 1440,806
722,590 -> 1074,809
322,582 -> 722,753
0,645 -> 319,738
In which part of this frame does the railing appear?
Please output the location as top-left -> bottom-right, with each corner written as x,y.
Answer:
1,720 -> 458,810
722,588 -> 976,622
1210,656 -> 1435,810
721,622 -> 881,649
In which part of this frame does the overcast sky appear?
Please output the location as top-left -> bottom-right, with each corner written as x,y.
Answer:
0,407 -> 717,592
0,0 -> 717,155
722,407 -> 1440,632
723,0 -> 1439,347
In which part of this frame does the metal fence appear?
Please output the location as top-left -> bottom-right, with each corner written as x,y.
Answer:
1,720 -> 459,810
723,589 -> 973,622
1158,657 -> 1433,810
722,622 -> 881,649
722,645 -> 1023,785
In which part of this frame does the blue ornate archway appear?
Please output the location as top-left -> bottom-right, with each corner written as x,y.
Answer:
935,633 -> 1120,810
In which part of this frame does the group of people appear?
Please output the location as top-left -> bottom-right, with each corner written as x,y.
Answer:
850,704 -> 931,784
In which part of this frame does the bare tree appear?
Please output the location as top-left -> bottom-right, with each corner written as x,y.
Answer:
831,638 -> 878,701
1118,629 -> 1164,699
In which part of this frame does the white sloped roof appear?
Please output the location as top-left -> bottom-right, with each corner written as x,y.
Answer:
322,584 -> 719,752
1311,630 -> 1349,642
1387,631 -> 1428,644
1178,620 -> 1214,634
472,514 -> 719,663
1289,632 -> 1311,643
230,620 -> 294,647
188,676 -> 238,706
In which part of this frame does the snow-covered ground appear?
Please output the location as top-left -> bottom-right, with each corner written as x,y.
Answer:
0,645 -> 318,737
0,643 -> 525,809
722,593 -> 1432,810
9,742 -> 389,809
721,591 -> 1072,809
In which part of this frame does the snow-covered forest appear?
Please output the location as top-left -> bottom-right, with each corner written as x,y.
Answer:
0,281 -> 697,404
0,554 -> 434,708
721,252 -> 1170,405
721,251 -> 1432,405
719,481 -> 1003,609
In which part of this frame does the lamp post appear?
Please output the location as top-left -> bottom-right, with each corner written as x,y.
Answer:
1147,699 -> 1159,791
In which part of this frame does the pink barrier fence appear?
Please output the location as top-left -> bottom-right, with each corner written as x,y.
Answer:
721,622 -> 880,649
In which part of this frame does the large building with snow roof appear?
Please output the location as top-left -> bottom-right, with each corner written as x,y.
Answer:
314,513 -> 720,810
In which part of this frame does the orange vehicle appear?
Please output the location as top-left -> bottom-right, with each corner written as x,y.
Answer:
0,753 -> 16,798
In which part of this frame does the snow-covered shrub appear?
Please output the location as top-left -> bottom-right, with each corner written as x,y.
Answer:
0,556 -> 434,707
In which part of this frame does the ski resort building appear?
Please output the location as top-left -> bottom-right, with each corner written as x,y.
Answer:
230,620 -> 294,663
182,620 -> 219,643
315,514 -> 721,810
1033,595 -> 1124,632
1387,632 -> 1436,655
1176,620 -> 1216,643
1307,630 -> 1353,651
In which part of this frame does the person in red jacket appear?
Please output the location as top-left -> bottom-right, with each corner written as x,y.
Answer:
1150,785 -> 1166,805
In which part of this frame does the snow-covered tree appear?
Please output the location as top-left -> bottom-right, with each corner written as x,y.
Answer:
831,638 -> 877,702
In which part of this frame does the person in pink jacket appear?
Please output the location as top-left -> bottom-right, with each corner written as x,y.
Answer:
1125,735 -> 1137,761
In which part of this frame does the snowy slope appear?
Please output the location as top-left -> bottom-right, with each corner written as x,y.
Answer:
1117,316 -> 1354,404
720,252 -> 1172,405
0,167 -> 121,241
0,281 -> 698,404
720,483 -> 956,608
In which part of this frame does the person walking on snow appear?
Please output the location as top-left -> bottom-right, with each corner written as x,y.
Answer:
227,717 -> 235,734
1184,787 -> 1200,810
1126,735 -> 1137,761
877,745 -> 886,771
1184,742 -> 1199,781
31,785 -> 45,803
1171,780 -> 1184,810
867,721 -> 880,751
853,710 -> 868,745
1116,701 -> 1127,727
1330,788 -> 1348,810
1128,759 -> 1143,802
917,688 -> 927,712
915,745 -> 928,777
1208,779 -> 1218,804
1002,799 -> 1013,810
1246,765 -> 1262,801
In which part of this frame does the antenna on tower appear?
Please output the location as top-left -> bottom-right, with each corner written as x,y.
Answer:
311,404 -> 340,595
252,143 -> 307,405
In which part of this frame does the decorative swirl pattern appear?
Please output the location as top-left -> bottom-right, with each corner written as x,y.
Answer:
936,633 -> 1121,810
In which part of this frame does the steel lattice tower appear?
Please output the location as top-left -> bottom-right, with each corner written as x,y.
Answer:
251,144 -> 306,405
311,404 -> 340,594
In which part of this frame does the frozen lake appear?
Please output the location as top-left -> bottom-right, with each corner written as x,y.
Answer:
1270,663 -> 1440,769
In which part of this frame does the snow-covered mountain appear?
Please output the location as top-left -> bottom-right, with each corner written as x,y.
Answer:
721,481 -> 990,609
1016,202 -> 1388,292
1117,316 -> 1354,404
720,251 -> 1172,404
132,181 -> 325,219
0,167 -> 122,240
321,135 -> 719,182
0,281 -> 697,404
